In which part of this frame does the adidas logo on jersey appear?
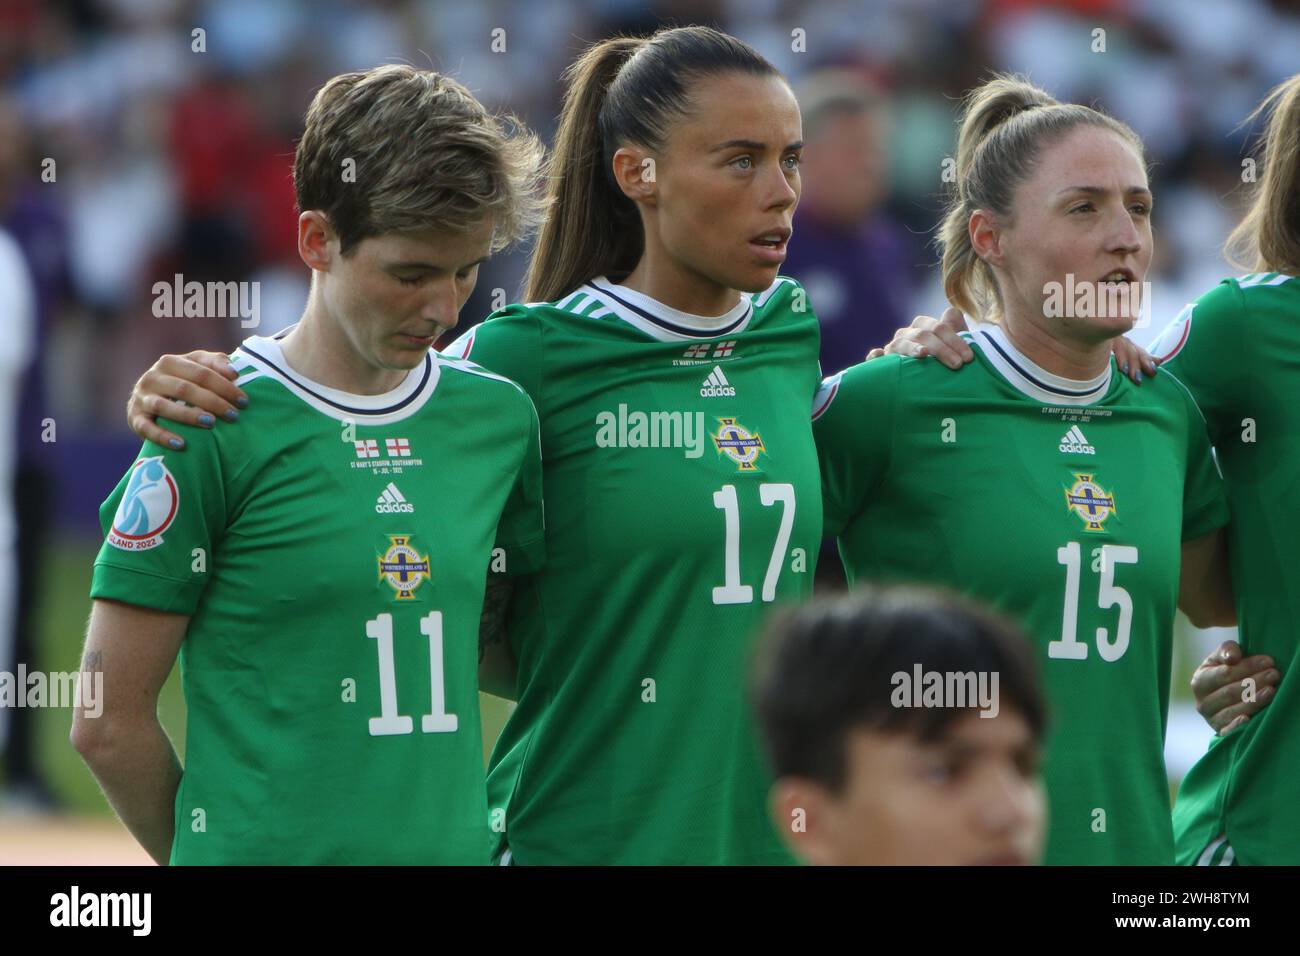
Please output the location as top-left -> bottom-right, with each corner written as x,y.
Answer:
375,482 -> 414,514
700,365 -> 736,397
1059,426 -> 1095,455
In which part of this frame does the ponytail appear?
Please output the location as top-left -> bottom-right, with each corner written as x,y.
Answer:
523,37 -> 645,304
1225,73 -> 1300,277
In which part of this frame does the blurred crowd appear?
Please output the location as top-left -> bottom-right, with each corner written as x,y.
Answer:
1,0 -> 1296,806
4,0 -> 1298,438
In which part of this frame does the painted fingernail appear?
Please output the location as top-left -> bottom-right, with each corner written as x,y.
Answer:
224,409 -> 240,422
1135,371 -> 1143,383
169,438 -> 184,450
1122,361 -> 1130,373
236,395 -> 249,409
198,414 -> 215,427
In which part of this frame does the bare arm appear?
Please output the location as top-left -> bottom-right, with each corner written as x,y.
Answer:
1179,528 -> 1236,629
128,350 -> 249,450
478,577 -> 518,701
70,599 -> 188,865
1179,528 -> 1282,734
871,306 -> 1156,384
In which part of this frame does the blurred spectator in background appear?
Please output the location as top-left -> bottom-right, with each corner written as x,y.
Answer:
0,222 -> 36,809
781,68 -> 916,376
0,95 -> 67,811
782,69 -> 917,590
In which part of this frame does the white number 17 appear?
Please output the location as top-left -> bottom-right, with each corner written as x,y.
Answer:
712,482 -> 796,605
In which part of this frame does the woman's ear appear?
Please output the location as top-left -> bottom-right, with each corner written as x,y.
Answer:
969,208 -> 1004,267
612,145 -> 658,207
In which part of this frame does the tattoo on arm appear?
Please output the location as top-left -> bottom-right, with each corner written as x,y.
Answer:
479,577 -> 515,663
84,650 -> 103,671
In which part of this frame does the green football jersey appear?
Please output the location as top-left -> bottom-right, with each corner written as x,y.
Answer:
443,275 -> 822,864
90,332 -> 544,865
1155,273 -> 1300,865
813,326 -> 1228,866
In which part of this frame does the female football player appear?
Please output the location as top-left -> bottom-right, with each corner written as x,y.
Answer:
886,75 -> 1300,866
1152,73 -> 1300,866
812,74 -> 1234,865
74,65 -> 546,864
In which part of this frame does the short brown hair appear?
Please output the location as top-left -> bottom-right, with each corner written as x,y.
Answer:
938,73 -> 1145,321
294,64 -> 545,255
795,68 -> 883,140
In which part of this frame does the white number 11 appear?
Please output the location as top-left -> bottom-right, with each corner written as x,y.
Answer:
366,611 -> 458,736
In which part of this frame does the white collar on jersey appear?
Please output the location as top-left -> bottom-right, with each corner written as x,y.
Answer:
234,327 -> 442,423
970,324 -> 1112,407
578,275 -> 756,341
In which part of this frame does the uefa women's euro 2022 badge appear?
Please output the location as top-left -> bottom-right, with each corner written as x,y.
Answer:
108,457 -> 180,552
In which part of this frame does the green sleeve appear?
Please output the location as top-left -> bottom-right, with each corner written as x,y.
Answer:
811,356 -> 899,538
444,310 -> 547,576
1152,281 -> 1246,446
784,277 -> 826,408
492,390 -> 546,577
771,274 -> 823,383
1176,382 -> 1231,541
442,307 -> 544,403
89,423 -> 231,614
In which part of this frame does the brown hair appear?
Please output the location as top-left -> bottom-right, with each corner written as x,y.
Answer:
294,64 -> 545,255
1225,74 -> 1300,276
795,68 -> 883,140
522,27 -> 782,304
938,73 -> 1145,321
752,584 -> 1046,792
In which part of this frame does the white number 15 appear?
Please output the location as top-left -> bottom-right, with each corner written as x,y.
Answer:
1050,542 -> 1138,662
